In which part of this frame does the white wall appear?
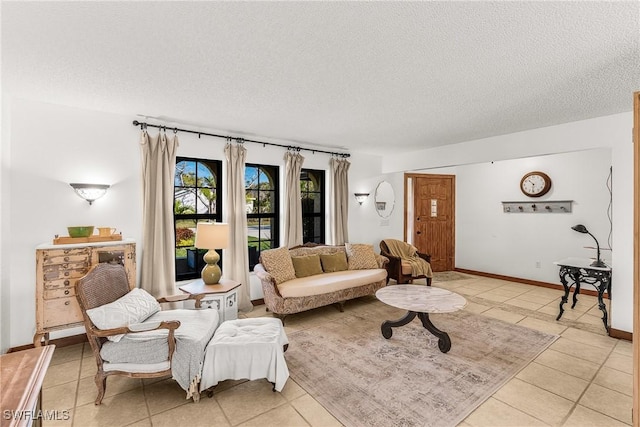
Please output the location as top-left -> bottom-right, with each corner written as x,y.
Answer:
347,154 -> 405,246
451,149 -> 611,281
3,99 -> 633,348
376,112 -> 633,333
1,92 -> 11,353
6,98 -> 143,347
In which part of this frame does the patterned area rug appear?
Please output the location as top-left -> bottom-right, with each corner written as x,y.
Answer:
431,271 -> 474,282
286,303 -> 557,427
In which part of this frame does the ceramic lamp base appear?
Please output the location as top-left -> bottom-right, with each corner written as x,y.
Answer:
201,249 -> 221,285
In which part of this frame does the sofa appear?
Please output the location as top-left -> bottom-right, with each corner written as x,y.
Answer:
254,243 -> 388,321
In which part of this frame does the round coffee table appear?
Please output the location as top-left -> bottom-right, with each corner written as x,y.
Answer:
375,285 -> 467,353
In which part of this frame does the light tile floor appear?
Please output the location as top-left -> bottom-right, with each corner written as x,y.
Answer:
41,274 -> 633,426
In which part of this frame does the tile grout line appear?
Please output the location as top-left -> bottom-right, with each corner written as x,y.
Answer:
557,341 -> 622,426
467,294 -> 610,426
69,344 -> 86,427
140,376 -> 154,426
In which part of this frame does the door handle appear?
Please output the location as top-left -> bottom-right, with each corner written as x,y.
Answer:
416,231 -> 422,235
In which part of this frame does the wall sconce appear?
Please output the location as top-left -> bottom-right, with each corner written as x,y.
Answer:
69,183 -> 110,205
354,193 -> 370,205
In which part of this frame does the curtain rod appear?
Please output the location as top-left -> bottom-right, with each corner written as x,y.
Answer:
132,120 -> 350,158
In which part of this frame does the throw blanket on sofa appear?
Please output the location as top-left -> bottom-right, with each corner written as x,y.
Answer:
100,309 -> 219,399
382,239 -> 433,278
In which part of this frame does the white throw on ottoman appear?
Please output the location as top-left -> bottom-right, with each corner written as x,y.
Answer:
200,318 -> 289,393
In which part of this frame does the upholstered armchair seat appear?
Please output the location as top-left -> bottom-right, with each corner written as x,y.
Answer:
380,239 -> 433,286
76,263 -> 216,405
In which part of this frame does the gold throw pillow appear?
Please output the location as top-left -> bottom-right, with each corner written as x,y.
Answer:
291,254 -> 323,278
320,252 -> 348,272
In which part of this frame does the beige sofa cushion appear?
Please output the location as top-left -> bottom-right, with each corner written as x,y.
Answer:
291,254 -> 323,278
260,246 -> 296,285
345,243 -> 378,270
277,269 -> 387,298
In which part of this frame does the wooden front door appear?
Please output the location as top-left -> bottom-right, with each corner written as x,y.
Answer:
408,174 -> 455,272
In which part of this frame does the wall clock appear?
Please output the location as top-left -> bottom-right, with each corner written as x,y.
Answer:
520,171 -> 552,197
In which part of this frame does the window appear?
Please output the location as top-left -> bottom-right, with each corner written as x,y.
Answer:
301,169 -> 325,244
174,157 -> 222,281
245,164 -> 279,269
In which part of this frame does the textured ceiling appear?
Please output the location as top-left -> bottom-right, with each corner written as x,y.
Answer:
2,2 -> 639,156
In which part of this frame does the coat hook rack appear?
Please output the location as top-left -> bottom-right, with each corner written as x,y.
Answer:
502,200 -> 573,213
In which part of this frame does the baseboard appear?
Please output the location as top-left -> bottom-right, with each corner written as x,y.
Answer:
454,268 -> 607,299
609,328 -> 633,341
9,333 -> 88,353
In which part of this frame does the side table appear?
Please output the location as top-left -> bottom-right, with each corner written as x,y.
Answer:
553,257 -> 611,332
1,345 -> 56,427
179,278 -> 241,322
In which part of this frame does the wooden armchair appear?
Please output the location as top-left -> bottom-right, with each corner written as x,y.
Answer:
76,263 -> 206,405
380,240 -> 432,286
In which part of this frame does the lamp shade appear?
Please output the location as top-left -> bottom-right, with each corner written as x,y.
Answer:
571,224 -> 588,234
195,222 -> 229,249
69,183 -> 110,205
354,193 -> 369,205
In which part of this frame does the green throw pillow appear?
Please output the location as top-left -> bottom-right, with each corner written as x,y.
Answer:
320,252 -> 348,273
291,254 -> 323,278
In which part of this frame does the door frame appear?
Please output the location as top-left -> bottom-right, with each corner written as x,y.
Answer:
403,173 -> 456,269
633,91 -> 639,427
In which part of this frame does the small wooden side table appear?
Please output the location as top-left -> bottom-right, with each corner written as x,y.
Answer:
1,345 -> 56,427
179,278 -> 241,322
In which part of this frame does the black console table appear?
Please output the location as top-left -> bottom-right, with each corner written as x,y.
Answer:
553,257 -> 611,332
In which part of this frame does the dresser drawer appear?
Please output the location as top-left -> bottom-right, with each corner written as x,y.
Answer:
43,278 -> 77,290
41,252 -> 90,265
44,287 -> 76,300
43,297 -> 82,328
43,266 -> 88,281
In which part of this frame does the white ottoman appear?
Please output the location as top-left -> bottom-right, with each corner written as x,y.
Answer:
200,318 -> 289,393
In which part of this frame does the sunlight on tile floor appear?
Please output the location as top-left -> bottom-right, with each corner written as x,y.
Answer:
41,274 -> 632,427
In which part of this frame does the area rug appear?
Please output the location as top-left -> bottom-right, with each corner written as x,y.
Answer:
285,305 -> 557,427
431,271 -> 474,282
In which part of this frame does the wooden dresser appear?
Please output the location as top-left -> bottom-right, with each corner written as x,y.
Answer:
34,239 -> 136,346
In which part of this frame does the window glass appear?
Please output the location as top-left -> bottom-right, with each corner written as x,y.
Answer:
301,169 -> 325,244
174,158 -> 222,281
246,164 -> 279,269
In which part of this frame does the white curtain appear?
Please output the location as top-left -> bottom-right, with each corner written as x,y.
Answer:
330,157 -> 351,245
224,142 -> 253,312
283,151 -> 305,247
139,130 -> 178,297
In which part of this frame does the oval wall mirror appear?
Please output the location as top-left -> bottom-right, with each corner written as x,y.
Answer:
374,181 -> 395,218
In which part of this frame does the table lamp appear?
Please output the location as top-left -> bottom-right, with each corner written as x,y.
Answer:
194,222 -> 229,284
571,224 -> 607,268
